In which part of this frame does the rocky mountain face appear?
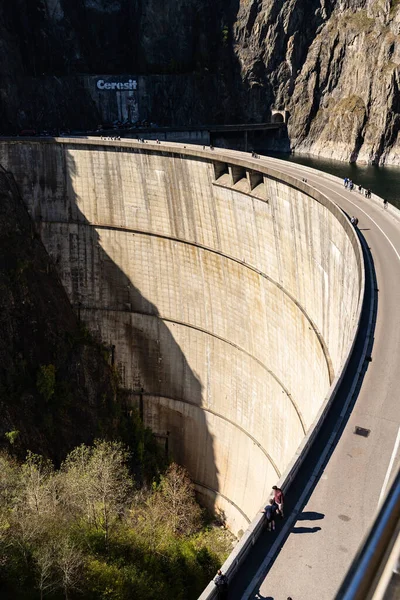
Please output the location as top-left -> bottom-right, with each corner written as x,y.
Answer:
234,0 -> 400,163
0,0 -> 399,163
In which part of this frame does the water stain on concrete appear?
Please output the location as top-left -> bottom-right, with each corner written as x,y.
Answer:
338,514 -> 351,522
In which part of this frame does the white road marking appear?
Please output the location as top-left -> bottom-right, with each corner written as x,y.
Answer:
378,426 -> 400,507
321,186 -> 400,262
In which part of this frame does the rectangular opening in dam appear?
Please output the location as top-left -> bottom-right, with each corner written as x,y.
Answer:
213,161 -> 229,181
247,171 -> 267,200
248,170 -> 263,190
229,164 -> 247,186
213,160 -> 267,200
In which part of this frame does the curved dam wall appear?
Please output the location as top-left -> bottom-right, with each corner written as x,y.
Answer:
0,140 -> 363,535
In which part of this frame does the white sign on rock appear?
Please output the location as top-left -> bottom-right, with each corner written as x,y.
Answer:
96,79 -> 137,91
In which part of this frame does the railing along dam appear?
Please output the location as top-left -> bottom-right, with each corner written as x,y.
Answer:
0,139 -> 364,537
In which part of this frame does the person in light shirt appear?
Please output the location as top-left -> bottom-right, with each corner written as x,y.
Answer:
272,485 -> 284,518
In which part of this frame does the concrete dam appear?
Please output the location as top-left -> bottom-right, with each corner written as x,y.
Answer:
0,139 -> 363,536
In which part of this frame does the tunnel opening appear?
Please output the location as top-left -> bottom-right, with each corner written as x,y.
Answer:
271,112 -> 284,124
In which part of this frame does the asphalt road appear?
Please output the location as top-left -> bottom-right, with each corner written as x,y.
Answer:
223,155 -> 400,600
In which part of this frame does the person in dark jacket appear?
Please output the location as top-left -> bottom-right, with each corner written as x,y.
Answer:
214,569 -> 228,599
262,499 -> 277,531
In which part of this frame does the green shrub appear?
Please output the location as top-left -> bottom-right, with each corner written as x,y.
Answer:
5,430 -> 20,445
36,364 -> 56,401
222,25 -> 229,46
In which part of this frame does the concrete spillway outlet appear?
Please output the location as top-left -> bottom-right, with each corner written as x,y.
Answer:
0,140 -> 363,535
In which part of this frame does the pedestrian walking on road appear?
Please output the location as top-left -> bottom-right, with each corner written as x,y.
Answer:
262,499 -> 277,531
384,198 -> 388,209
350,216 -> 359,227
272,485 -> 284,517
214,569 -> 228,599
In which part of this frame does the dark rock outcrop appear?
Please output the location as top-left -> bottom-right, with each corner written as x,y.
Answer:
0,0 -> 399,163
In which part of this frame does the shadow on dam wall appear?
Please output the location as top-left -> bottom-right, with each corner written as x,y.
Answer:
13,148 -> 220,519
68,152 -> 219,509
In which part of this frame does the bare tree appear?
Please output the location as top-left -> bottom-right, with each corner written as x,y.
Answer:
19,452 -> 55,516
0,452 -> 20,509
33,544 -> 59,600
0,452 -> 20,552
157,463 -> 202,536
130,488 -> 167,554
56,539 -> 83,600
88,441 -> 132,544
10,452 -> 59,561
58,444 -> 93,523
11,509 -> 42,564
60,441 -> 132,544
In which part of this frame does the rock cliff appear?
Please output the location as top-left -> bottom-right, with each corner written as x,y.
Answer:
0,0 -> 399,164
233,0 -> 400,164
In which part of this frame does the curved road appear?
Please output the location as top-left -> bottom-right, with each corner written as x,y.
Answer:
92,138 -> 400,598
226,153 -> 400,600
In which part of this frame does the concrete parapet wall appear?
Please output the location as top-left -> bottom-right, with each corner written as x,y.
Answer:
125,130 -> 210,144
0,140 -> 363,536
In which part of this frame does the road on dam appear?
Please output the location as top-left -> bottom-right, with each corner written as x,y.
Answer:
219,152 -> 400,600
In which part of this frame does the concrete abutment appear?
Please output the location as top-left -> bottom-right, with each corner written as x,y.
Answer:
0,140 -> 363,536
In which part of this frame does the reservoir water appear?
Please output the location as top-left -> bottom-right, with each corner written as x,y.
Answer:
264,153 -> 400,210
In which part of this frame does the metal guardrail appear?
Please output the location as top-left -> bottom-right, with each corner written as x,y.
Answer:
336,467 -> 400,600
